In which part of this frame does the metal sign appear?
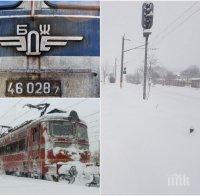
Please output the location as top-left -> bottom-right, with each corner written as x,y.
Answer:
0,16 -> 100,57
6,80 -> 61,97
0,24 -> 83,56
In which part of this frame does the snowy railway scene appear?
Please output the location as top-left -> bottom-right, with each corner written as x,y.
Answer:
0,98 -> 100,195
102,83 -> 200,194
0,1 -> 100,195
1,0 -> 200,195
101,1 -> 200,195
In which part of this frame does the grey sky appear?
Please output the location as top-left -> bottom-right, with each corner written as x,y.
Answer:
101,1 -> 200,74
0,98 -> 99,152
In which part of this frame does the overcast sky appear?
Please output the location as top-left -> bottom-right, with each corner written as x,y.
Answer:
0,98 -> 99,152
101,1 -> 200,74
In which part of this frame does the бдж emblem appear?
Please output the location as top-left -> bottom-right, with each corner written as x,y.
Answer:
0,24 -> 83,56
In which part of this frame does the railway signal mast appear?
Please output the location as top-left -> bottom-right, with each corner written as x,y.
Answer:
142,2 -> 154,99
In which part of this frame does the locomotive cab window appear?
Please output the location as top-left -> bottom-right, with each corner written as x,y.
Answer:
10,142 -> 18,153
19,139 -> 25,151
0,146 -> 5,155
77,124 -> 88,141
6,145 -> 10,153
33,127 -> 40,142
49,121 -> 74,138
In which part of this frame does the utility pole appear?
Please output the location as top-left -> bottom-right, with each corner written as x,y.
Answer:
114,58 -> 117,82
119,35 -> 145,88
103,66 -> 106,84
120,35 -> 125,88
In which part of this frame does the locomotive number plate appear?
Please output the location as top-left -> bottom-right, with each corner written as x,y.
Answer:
6,80 -> 61,97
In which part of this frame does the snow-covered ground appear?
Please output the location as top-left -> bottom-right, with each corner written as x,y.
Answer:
101,83 -> 200,194
0,174 -> 99,195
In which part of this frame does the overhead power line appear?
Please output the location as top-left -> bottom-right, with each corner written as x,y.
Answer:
9,98 -> 47,125
88,125 -> 99,129
155,6 -> 200,45
10,98 -> 87,125
87,119 -> 99,125
124,44 -> 145,53
64,98 -> 88,110
152,1 -> 199,42
83,111 -> 99,119
0,99 -> 22,120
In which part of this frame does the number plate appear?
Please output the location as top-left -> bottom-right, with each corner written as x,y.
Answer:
6,80 -> 61,97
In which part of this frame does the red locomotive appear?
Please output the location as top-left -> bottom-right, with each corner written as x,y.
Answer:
0,109 -> 91,182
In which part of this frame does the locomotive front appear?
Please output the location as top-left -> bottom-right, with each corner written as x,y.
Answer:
42,111 -> 92,182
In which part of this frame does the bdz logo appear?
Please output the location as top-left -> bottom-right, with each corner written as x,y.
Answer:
0,24 -> 83,56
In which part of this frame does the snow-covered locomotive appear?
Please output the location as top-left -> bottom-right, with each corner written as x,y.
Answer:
0,110 -> 92,182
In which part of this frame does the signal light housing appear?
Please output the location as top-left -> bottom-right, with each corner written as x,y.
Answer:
142,2 -> 154,30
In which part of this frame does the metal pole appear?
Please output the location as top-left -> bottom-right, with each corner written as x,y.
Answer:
143,34 -> 149,100
120,35 -> 125,88
114,58 -> 117,82
103,67 -> 106,84
31,1 -> 35,16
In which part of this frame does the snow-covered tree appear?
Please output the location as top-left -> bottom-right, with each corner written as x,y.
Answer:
180,65 -> 200,80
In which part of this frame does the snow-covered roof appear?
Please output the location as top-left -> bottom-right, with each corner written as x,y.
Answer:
190,78 -> 200,81
0,111 -> 86,142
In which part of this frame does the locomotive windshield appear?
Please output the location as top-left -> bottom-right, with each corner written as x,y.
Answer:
77,124 -> 88,141
49,121 -> 74,137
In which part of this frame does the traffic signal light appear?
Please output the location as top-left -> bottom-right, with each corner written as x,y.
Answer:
142,2 -> 154,30
123,67 -> 126,74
